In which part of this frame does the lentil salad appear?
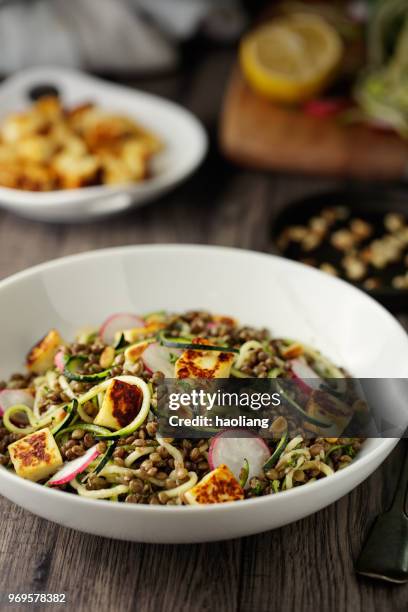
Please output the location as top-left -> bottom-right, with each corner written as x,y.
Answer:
0,310 -> 363,505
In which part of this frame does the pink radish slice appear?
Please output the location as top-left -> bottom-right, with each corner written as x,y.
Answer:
303,98 -> 350,118
209,429 -> 270,487
0,389 -> 34,416
54,350 -> 66,373
142,342 -> 180,379
99,313 -> 145,345
48,445 -> 101,486
290,358 -> 322,393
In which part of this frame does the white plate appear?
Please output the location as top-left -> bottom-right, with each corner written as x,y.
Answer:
0,245 -> 406,543
0,67 -> 207,222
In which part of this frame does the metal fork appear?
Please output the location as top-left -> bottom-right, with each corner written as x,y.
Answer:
356,440 -> 408,583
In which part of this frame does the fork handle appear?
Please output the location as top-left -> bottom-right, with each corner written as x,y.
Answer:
389,440 -> 408,514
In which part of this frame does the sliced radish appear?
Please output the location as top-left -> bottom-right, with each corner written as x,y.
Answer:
48,444 -> 101,486
99,313 -> 145,345
209,429 -> 270,487
54,350 -> 66,373
303,98 -> 351,118
0,389 -> 34,417
142,342 -> 180,379
290,358 -> 322,393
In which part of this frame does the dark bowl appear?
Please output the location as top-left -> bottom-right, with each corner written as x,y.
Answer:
270,189 -> 408,313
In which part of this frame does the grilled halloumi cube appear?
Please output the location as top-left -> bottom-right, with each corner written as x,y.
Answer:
62,136 -> 88,158
18,162 -> 57,191
1,112 -> 46,143
83,114 -> 137,151
0,161 -> 21,189
66,102 -> 96,129
52,153 -> 99,189
305,389 -> 353,436
8,428 -> 63,481
120,322 -> 165,345
175,338 -> 234,379
0,144 -> 18,164
16,135 -> 56,163
94,378 -> 143,430
121,139 -> 151,178
26,329 -> 63,374
124,340 -> 151,364
184,464 -> 244,505
100,155 -> 134,186
34,95 -> 62,121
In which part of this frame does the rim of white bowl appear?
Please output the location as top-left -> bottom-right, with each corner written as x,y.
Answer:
0,244 -> 404,513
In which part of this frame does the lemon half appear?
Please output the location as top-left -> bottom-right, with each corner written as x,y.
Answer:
240,14 -> 343,104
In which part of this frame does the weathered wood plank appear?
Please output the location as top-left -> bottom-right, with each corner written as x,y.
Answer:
0,45 -> 407,612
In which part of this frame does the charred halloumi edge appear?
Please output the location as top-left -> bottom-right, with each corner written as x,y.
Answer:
124,339 -> 153,364
175,339 -> 234,379
93,375 -> 150,431
184,464 -> 244,505
26,329 -> 63,374
8,427 -> 63,482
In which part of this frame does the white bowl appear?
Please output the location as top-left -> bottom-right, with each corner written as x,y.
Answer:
0,245 -> 406,543
0,67 -> 207,222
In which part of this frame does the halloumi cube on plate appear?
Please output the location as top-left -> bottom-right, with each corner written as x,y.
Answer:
34,95 -> 63,121
16,135 -> 56,163
8,427 -> 63,481
124,340 -> 151,364
19,162 -> 57,191
26,329 -> 63,374
52,152 -> 99,189
175,338 -> 234,379
94,378 -> 143,430
184,464 -> 244,504
120,322 -> 165,345
1,112 -> 47,143
100,156 -> 135,186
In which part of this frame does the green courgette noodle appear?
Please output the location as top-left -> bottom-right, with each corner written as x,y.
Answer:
277,441 -> 334,491
155,433 -> 184,468
164,472 -> 198,499
234,340 -> 263,370
70,478 -> 129,499
124,446 -> 155,467
33,381 -> 50,420
268,367 -> 283,378
58,375 -> 77,400
3,404 -> 64,435
99,464 -> 135,482
76,403 -> 94,424
55,423 -> 112,440
1,309 -> 364,505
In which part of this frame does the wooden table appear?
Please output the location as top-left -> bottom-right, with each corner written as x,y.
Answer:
0,45 -> 407,611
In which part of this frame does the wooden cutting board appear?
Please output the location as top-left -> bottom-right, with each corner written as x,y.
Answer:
219,67 -> 408,181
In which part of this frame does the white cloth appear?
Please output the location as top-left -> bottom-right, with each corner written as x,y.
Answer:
0,0 -> 177,73
0,0 -> 244,74
136,0 -> 246,41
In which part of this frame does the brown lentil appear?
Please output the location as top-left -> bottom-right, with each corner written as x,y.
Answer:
71,429 -> 85,440
129,479 -> 144,494
83,433 -> 95,448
